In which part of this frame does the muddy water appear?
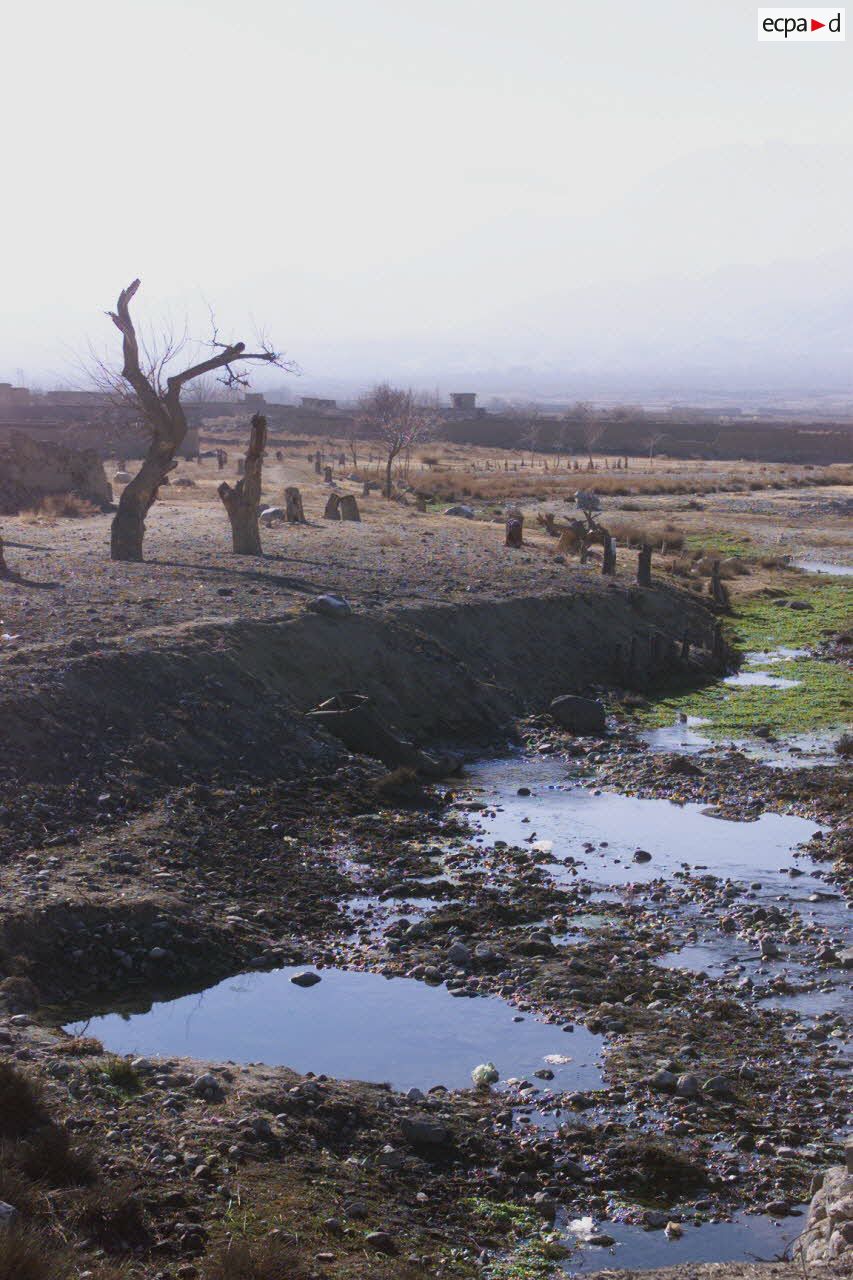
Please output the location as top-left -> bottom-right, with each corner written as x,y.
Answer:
67,966 -> 604,1093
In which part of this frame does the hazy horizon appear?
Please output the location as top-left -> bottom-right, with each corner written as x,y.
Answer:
3,1 -> 852,406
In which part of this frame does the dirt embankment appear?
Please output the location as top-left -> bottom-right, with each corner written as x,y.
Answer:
0,583 -> 723,794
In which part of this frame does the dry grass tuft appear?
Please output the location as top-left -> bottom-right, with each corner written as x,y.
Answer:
202,1238 -> 313,1280
0,1229 -> 73,1280
21,493 -> 100,521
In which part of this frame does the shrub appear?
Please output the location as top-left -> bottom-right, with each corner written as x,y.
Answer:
96,1056 -> 142,1094
72,1182 -> 149,1251
0,1229 -> 72,1280
0,1062 -> 45,1139
23,494 -> 99,520
202,1238 -> 312,1280
16,1125 -> 96,1187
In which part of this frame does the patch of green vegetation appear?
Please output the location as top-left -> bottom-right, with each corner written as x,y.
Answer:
725,579 -> 851,651
89,1055 -> 142,1094
642,659 -> 852,737
683,530 -> 754,558
465,1199 -> 569,1280
639,577 -> 852,736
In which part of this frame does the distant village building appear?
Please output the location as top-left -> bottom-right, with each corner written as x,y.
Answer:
0,382 -> 32,408
300,396 -> 337,411
447,391 -> 485,420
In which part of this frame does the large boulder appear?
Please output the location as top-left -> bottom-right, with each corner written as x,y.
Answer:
549,695 -> 606,735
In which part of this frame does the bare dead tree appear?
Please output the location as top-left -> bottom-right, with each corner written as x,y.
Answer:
580,414 -> 606,471
218,414 -> 267,554
646,430 -> 666,467
343,415 -> 362,471
97,279 -> 293,561
357,384 -> 436,499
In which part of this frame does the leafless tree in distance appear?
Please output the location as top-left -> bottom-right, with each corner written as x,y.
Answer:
646,429 -> 667,467
93,279 -> 294,561
357,384 -> 436,499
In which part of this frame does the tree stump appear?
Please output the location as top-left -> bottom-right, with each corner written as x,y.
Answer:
339,494 -> 360,522
602,534 -> 616,575
505,516 -> 523,548
324,493 -> 341,520
638,544 -> 652,587
323,465 -> 333,483
217,413 -> 267,556
709,559 -> 730,608
284,487 -> 305,523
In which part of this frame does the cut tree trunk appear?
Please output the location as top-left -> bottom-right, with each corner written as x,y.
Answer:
217,414 -> 267,555
284,487 -> 305,523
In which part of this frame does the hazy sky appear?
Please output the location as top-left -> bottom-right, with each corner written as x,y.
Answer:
3,1 -> 852,398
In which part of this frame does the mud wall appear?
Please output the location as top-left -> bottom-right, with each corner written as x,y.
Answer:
0,585 -> 721,788
0,430 -> 112,513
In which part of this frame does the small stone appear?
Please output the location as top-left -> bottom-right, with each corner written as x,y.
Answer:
649,1069 -> 677,1091
0,1202 -> 19,1230
400,1118 -> 451,1147
290,970 -> 321,988
365,1230 -> 395,1253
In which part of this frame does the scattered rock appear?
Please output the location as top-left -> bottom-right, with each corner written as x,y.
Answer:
549,695 -> 606,735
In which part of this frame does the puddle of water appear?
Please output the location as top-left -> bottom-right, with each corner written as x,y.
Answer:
466,758 -> 821,891
655,943 -> 744,976
559,1209 -> 808,1274
643,722 -> 712,755
723,671 -> 801,690
793,559 -> 853,577
66,966 -> 604,1094
747,647 -> 809,664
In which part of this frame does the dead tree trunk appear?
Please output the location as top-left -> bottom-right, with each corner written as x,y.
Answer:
284,487 -> 305,523
106,278 -> 283,562
602,534 -> 616,575
217,414 -> 267,555
638,544 -> 652,587
505,515 -> 523,548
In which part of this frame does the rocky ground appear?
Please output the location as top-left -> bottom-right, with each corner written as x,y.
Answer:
0,460 -> 849,1280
